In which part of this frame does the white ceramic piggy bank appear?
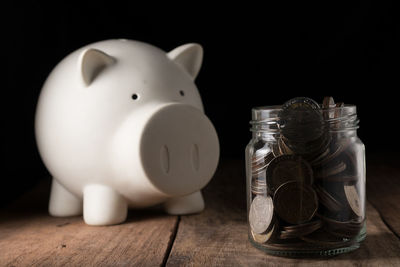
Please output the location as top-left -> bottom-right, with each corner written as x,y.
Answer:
35,39 -> 219,226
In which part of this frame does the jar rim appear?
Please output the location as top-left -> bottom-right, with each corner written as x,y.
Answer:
252,105 -> 357,121
250,104 -> 359,133
252,104 -> 356,111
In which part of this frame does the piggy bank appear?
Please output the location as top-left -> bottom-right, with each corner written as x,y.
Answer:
35,39 -> 219,225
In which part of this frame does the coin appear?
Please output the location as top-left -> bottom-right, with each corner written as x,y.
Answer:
285,132 -> 330,159
322,96 -> 335,109
300,229 -> 347,246
272,143 -> 282,157
315,161 -> 347,178
282,97 -> 321,111
273,181 -> 318,224
249,195 -> 274,234
278,137 -> 293,155
280,220 -> 322,239
251,223 -> 277,244
251,176 -> 267,195
317,213 -> 363,238
344,185 -> 362,217
330,102 -> 345,129
314,184 -> 343,213
279,97 -> 324,143
252,165 -> 267,178
252,153 -> 268,177
252,154 -> 265,164
266,155 -> 313,193
342,146 -> 359,179
264,152 -> 275,165
308,141 -> 331,165
261,239 -> 307,251
251,152 -> 275,191
317,174 -> 358,183
334,102 -> 344,119
252,152 -> 274,172
322,96 -> 336,120
325,222 -> 363,239
311,139 -> 350,167
252,151 -> 267,165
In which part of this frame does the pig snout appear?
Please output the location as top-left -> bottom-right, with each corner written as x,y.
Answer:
140,103 -> 219,197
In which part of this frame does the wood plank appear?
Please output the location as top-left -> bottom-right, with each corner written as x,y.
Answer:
366,156 -> 400,238
167,160 -> 400,266
0,179 -> 178,266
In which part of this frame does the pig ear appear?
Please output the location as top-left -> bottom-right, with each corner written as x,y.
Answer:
79,48 -> 116,86
167,43 -> 203,80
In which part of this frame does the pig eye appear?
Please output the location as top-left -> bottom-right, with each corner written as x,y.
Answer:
179,90 -> 185,96
131,94 -> 139,100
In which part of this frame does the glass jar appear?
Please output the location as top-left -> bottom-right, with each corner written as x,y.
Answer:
245,102 -> 366,257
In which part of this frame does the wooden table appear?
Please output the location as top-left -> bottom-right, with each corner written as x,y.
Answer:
1,158 -> 400,266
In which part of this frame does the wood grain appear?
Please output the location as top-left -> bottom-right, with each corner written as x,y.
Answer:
366,157 -> 400,238
0,179 -> 178,266
166,160 -> 400,266
1,159 -> 400,266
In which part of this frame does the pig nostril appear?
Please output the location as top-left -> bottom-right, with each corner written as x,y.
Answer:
191,144 -> 200,172
160,145 -> 170,174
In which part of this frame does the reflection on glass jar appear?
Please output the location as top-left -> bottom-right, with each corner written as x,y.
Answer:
245,97 -> 366,257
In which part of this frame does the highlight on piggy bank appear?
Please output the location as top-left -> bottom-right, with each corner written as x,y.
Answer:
35,39 -> 220,226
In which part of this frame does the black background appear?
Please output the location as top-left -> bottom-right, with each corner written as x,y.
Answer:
2,2 -> 399,206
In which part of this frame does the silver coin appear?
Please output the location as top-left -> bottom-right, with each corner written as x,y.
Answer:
253,146 -> 270,160
251,177 -> 267,195
251,224 -> 276,244
252,152 -> 268,169
252,179 -> 266,187
249,195 -> 274,234
252,152 -> 275,177
252,165 -> 267,177
344,185 -> 362,217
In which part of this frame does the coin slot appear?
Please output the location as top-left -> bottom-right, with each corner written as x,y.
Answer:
191,144 -> 200,172
160,145 -> 170,174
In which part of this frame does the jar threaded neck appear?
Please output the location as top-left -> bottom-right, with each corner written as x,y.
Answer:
250,105 -> 359,133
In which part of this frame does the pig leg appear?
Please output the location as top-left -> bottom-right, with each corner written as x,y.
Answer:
83,184 -> 127,226
164,190 -> 205,215
49,178 -> 83,217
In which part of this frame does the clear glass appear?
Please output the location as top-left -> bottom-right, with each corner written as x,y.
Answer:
245,105 -> 366,257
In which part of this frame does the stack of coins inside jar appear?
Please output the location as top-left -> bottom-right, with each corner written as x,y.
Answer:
247,97 -> 365,256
